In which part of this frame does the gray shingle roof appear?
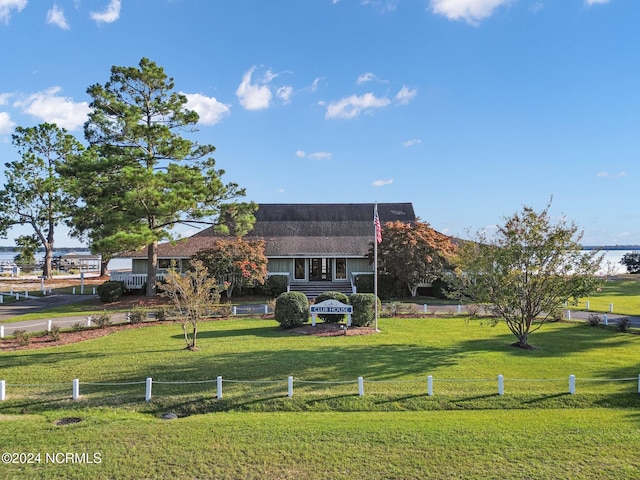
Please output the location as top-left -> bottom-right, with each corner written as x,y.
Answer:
127,203 -> 416,258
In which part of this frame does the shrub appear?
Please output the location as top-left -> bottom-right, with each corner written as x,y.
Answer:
467,304 -> 481,318
587,314 -> 601,327
274,291 -> 309,329
314,291 -> 350,323
354,273 -> 401,300
382,301 -> 401,318
128,303 -> 147,324
48,325 -> 61,342
154,307 -> 169,321
262,275 -> 289,298
97,281 -> 125,303
93,312 -> 112,329
71,322 -> 84,332
616,318 -> 631,333
349,293 -> 380,327
13,329 -> 31,346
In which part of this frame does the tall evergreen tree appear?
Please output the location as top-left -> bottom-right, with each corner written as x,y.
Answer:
65,58 -> 247,295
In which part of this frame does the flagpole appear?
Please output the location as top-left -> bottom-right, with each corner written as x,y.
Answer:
374,202 -> 379,332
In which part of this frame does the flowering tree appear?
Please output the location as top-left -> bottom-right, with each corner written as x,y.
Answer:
194,238 -> 268,297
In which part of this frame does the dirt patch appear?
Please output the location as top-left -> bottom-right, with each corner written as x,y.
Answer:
0,276 -> 108,291
55,417 -> 83,426
290,323 -> 377,337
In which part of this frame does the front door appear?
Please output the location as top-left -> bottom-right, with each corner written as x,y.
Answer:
309,258 -> 332,281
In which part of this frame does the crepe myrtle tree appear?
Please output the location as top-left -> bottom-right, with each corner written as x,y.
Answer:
452,202 -> 603,349
63,58 -> 249,296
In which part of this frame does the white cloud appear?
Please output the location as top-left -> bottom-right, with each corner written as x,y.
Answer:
0,111 -> 16,134
597,171 -> 626,179
90,0 -> 121,24
13,87 -> 90,130
430,0 -> 510,25
325,92 -> 391,119
402,138 -> 422,147
236,66 -> 273,110
357,72 -> 377,84
585,0 -> 610,5
183,92 -> 230,126
277,85 -> 293,104
295,150 -> 332,160
0,0 -> 27,23
395,85 -> 417,105
372,178 -> 394,187
47,3 -> 69,29
0,93 -> 12,105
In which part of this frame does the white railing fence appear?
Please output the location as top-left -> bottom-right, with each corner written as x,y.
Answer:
1,374 -> 638,402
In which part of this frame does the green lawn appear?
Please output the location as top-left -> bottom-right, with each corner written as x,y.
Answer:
574,275 -> 640,316
1,317 -> 639,479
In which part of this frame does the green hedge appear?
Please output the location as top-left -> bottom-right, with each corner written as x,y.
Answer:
349,293 -> 381,327
97,281 -> 125,303
274,291 -> 309,329
314,291 -> 350,323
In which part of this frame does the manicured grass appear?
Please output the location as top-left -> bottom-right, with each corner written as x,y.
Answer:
574,275 -> 640,316
1,317 -> 639,479
1,409 -> 639,479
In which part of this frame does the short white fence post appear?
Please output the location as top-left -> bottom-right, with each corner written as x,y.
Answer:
358,377 -> 364,397
47,320 -> 53,332
264,304 -> 269,314
93,287 -> 96,295
145,377 -> 153,402
609,303 -> 614,313
0,380 -> 5,401
566,310 -> 571,320
585,301 -> 590,311
457,305 -> 462,314
0,295 -> 3,304
72,287 -> 76,295
232,306 -> 237,316
41,277 -> 45,293
498,375 -> 504,396
0,325 -> 4,339
427,375 -> 433,396
603,315 -> 608,326
216,376 -> 223,400
87,316 -> 92,327
423,304 -> 428,314
24,290 -> 29,299
288,376 -> 294,398
569,375 -> 576,395
72,379 -> 80,400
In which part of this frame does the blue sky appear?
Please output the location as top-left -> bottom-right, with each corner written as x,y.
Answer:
0,0 -> 638,247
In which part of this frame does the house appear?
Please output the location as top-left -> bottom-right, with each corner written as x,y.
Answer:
112,202 -> 416,296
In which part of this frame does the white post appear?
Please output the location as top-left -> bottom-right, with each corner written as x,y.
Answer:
427,375 -> 433,396
288,376 -> 294,398
216,376 -> 223,400
232,306 -> 237,315
358,376 -> 364,397
423,304 -> 428,314
603,315 -> 608,326
569,375 -> 576,395
92,287 -> 96,295
0,380 -> 5,401
609,303 -> 614,313
0,326 -> 4,339
41,277 -> 45,293
498,375 -> 504,396
264,304 -> 268,314
72,379 -> 80,400
0,295 -> 3,304
145,377 -> 153,402
566,310 -> 571,320
72,287 -> 76,295
24,290 -> 29,299
311,314 -> 316,327
457,305 -> 462,314
47,320 -> 52,332
585,301 -> 589,311
80,272 -> 85,295
86,316 -> 92,327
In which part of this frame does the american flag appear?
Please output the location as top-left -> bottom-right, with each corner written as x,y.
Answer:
374,208 -> 382,244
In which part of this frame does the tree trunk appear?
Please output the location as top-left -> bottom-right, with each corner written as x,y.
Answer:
100,259 -> 110,277
146,240 -> 158,297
